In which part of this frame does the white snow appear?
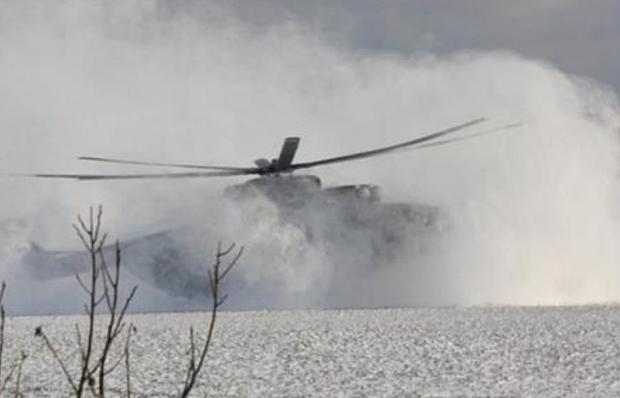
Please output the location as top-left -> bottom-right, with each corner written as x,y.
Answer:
3,306 -> 620,397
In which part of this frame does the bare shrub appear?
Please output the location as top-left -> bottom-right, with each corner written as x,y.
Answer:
31,206 -> 243,397
35,206 -> 137,397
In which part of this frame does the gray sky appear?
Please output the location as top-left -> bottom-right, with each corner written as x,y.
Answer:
206,0 -> 619,95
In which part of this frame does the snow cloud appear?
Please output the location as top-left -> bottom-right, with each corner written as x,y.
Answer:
0,0 -> 619,312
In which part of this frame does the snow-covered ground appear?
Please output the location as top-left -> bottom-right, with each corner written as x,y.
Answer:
4,306 -> 620,397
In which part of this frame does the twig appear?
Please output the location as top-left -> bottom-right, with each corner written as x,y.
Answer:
35,326 -> 78,394
96,239 -> 138,397
13,351 -> 27,398
0,281 -> 5,393
124,324 -> 136,398
179,241 -> 242,397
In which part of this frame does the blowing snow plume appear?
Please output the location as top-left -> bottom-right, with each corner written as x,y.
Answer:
0,1 -> 619,313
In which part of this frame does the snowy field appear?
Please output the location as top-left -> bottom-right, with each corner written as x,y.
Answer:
4,306 -> 620,397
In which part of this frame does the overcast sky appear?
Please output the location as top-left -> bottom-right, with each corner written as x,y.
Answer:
201,0 -> 619,95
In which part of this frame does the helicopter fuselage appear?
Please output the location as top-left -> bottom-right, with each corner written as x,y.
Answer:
223,174 -> 440,236
223,174 -> 380,207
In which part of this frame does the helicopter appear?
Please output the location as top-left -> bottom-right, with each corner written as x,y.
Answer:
18,117 -> 519,303
25,117 -> 511,223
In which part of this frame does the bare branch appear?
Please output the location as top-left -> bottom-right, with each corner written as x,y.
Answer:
0,362 -> 16,395
95,232 -> 108,254
102,352 -> 125,377
75,324 -> 86,365
179,242 -> 243,397
189,327 -> 196,370
88,208 -> 94,238
77,214 -> 88,236
35,326 -> 78,394
207,271 -> 215,298
100,257 -> 113,312
112,287 -> 137,338
74,274 -> 91,295
93,205 -> 103,244
13,351 -> 27,398
218,242 -> 236,257
183,327 -> 197,387
220,246 -> 244,281
78,206 -> 100,398
72,224 -> 90,252
124,324 -> 135,398
95,224 -> 138,397
0,280 -> 6,392
94,293 -> 107,308
99,250 -> 113,287
216,294 -> 229,308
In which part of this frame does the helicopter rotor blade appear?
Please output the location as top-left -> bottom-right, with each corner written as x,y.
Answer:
290,117 -> 487,171
412,122 -> 522,150
78,156 -> 257,172
16,170 -> 257,181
